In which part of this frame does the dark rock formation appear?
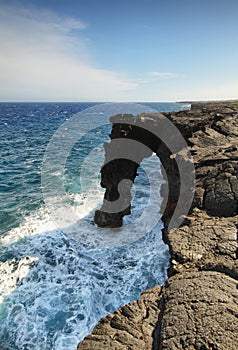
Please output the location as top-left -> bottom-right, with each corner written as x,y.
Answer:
77,101 -> 238,350
94,112 -> 195,230
78,286 -> 162,350
160,271 -> 238,349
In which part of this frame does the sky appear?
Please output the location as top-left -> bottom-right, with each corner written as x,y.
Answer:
0,0 -> 238,102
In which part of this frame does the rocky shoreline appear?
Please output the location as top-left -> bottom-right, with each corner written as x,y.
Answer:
78,101 -> 238,349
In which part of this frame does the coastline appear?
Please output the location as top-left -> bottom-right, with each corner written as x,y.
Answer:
78,100 -> 238,349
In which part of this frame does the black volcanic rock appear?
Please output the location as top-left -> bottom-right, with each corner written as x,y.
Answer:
78,101 -> 238,350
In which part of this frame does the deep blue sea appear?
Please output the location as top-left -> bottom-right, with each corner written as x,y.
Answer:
0,102 -> 190,350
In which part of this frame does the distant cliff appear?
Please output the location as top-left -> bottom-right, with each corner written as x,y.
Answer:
78,101 -> 238,350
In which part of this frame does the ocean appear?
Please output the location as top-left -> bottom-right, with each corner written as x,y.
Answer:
0,102 -> 190,350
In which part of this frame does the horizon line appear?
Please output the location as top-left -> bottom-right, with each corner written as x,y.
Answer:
0,98 -> 237,104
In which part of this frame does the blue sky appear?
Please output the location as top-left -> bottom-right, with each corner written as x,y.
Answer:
0,0 -> 238,101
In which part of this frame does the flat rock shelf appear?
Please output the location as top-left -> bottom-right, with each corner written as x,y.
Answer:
77,101 -> 238,350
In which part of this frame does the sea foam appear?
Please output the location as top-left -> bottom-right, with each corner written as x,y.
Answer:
0,156 -> 169,350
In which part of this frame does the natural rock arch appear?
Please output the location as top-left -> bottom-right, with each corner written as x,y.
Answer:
79,102 -> 238,350
94,112 -> 192,230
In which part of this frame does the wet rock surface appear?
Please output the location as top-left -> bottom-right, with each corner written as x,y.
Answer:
78,101 -> 238,349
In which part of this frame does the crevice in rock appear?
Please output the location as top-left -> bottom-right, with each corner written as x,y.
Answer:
152,296 -> 165,350
211,120 -> 232,137
199,264 -> 238,280
198,158 -> 238,167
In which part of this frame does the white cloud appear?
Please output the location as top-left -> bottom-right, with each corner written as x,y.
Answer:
173,81 -> 238,102
133,71 -> 179,85
0,5 -> 137,101
149,71 -> 179,79
1,5 -> 236,102
124,80 -> 238,102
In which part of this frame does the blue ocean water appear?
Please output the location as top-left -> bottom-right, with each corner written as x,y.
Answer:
0,102 -> 190,350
